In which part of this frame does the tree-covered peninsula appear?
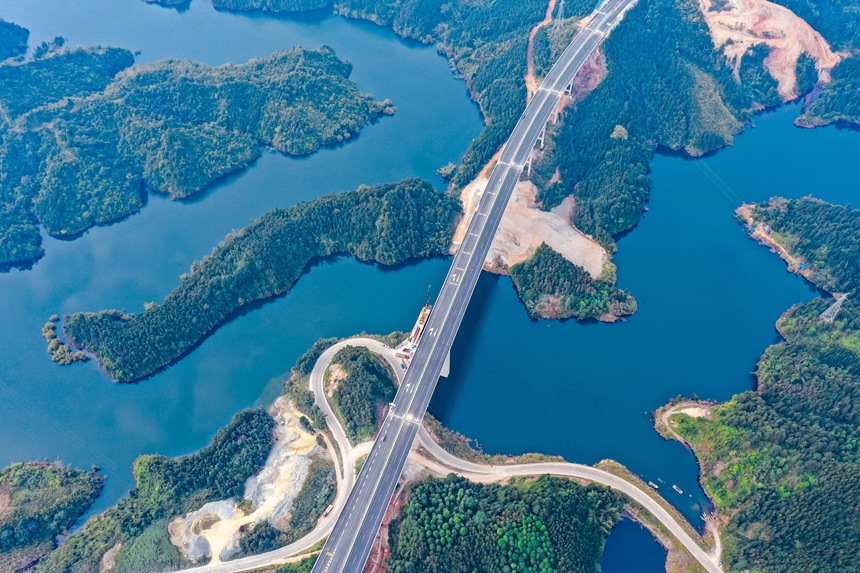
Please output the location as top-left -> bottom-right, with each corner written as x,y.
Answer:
0,28 -> 392,268
182,0 -> 556,189
747,197 -> 860,293
509,244 -> 636,321
661,197 -> 860,572
0,463 -> 103,571
63,179 -> 460,382
32,409 -> 274,573
530,0 -> 780,251
387,474 -> 624,573
665,299 -> 860,572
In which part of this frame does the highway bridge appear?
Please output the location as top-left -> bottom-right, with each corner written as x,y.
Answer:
312,0 -> 639,571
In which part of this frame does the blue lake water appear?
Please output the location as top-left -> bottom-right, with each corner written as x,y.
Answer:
1,0 -> 859,564
600,518 -> 667,573
0,0 -> 479,514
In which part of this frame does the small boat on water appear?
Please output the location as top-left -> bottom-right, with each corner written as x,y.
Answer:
672,485 -> 683,494
648,481 -> 659,489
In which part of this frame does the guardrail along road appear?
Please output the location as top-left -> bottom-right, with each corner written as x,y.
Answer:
312,1 -> 639,571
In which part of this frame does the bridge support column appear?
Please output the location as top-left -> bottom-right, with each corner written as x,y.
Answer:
537,125 -> 546,149
440,350 -> 451,378
564,82 -> 573,96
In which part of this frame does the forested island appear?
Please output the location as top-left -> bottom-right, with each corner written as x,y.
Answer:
662,196 -> 860,572
63,178 -> 460,382
0,463 -> 103,571
171,0 -> 558,189
387,474 -> 623,573
0,22 -> 392,268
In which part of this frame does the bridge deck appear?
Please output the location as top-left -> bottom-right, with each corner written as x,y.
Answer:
312,1 -> 639,571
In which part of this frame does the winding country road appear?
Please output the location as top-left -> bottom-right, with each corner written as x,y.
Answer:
312,2 -> 646,570
177,337 -> 723,573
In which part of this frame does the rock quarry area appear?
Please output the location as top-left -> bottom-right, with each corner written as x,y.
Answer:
698,0 -> 843,100
168,397 -> 322,564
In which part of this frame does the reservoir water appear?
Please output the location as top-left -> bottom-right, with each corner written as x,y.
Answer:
1,0 -> 859,569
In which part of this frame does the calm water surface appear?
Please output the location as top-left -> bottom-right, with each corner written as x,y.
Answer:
600,518 -> 667,573
430,102 -> 859,525
0,0 -> 479,513
1,0 -> 859,561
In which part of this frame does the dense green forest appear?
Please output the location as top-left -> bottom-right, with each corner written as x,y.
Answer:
509,244 -> 636,320
387,474 -> 624,573
330,346 -> 397,443
771,0 -> 860,126
532,0 -> 773,250
63,179 -> 460,382
0,37 -> 390,267
0,20 -> 28,61
750,197 -> 860,292
0,463 -> 103,570
0,40 -> 134,266
671,299 -> 860,572
33,408 -> 274,573
196,0 -> 551,188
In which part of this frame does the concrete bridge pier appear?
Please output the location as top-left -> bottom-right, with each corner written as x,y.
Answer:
440,351 -> 451,378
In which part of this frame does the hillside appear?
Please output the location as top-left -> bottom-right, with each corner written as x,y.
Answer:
63,179 -> 460,382
0,35 -> 390,268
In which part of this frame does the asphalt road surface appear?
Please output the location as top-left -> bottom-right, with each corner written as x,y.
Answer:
311,1 -> 641,571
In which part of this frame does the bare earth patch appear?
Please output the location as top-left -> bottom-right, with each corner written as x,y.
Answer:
675,406 -> 708,419
98,542 -> 122,573
326,363 -> 347,397
169,398 -> 322,564
0,485 -> 12,522
698,0 -> 844,100
453,178 -> 607,277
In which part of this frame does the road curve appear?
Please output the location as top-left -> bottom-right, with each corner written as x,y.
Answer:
176,337 -> 722,573
313,1 -> 642,571
318,339 -> 723,573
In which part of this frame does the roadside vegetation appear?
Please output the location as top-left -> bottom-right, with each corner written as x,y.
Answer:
330,346 -> 397,443
33,409 -> 274,573
531,0 -> 772,251
0,462 -> 103,570
0,22 -> 391,268
509,244 -> 636,321
62,179 -> 460,382
238,456 -> 336,556
387,474 -> 624,573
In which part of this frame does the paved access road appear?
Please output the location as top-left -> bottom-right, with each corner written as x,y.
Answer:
312,1 -> 641,571
175,336 -> 722,573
